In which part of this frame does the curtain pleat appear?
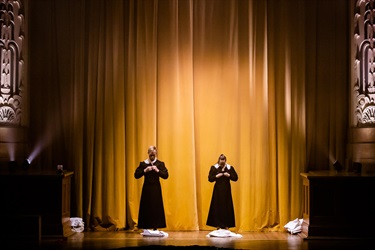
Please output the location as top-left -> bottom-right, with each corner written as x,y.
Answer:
28,0 -> 349,231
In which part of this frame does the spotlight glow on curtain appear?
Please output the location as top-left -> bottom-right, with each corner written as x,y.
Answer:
28,0 -> 349,232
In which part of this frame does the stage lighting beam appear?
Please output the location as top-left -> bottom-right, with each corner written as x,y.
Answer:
22,158 -> 31,170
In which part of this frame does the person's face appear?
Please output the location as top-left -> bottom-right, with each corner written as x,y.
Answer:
148,150 -> 156,161
219,158 -> 226,167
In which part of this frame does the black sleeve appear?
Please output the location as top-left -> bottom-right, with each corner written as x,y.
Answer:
229,166 -> 238,181
208,166 -> 218,182
157,162 -> 169,179
134,162 -> 146,179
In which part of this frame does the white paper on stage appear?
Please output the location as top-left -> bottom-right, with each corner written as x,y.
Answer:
206,229 -> 242,238
141,229 -> 169,237
70,217 -> 85,233
284,218 -> 303,234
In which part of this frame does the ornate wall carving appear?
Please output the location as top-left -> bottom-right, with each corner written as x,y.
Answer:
0,0 -> 24,125
351,0 -> 375,174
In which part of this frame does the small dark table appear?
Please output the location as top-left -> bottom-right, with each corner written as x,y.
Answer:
301,171 -> 375,239
0,169 -> 74,239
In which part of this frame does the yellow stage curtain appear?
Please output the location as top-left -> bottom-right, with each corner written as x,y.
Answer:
27,0 -> 348,231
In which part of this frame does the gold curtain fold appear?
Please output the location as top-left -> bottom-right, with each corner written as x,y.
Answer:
27,0 -> 349,231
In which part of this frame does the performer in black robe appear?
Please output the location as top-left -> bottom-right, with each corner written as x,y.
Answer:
206,154 -> 238,229
134,146 -> 169,230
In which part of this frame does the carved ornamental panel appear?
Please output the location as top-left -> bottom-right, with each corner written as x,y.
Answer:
354,0 -> 375,125
0,0 -> 24,125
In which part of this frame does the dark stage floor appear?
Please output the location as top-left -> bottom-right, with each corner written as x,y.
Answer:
1,230 -> 374,250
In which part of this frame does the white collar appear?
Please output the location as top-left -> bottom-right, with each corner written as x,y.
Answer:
144,158 -> 157,164
214,163 -> 231,169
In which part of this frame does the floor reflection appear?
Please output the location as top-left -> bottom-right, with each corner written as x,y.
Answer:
2,230 -> 372,250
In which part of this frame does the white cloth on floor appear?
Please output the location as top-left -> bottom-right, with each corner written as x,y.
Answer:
70,217 -> 85,233
206,229 -> 242,238
284,218 -> 303,234
141,229 -> 169,237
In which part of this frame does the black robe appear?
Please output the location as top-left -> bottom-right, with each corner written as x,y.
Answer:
134,159 -> 168,229
206,164 -> 238,228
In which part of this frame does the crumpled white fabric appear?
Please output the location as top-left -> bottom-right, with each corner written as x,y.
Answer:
70,217 -> 85,233
206,229 -> 243,238
141,229 -> 169,237
284,218 -> 303,234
